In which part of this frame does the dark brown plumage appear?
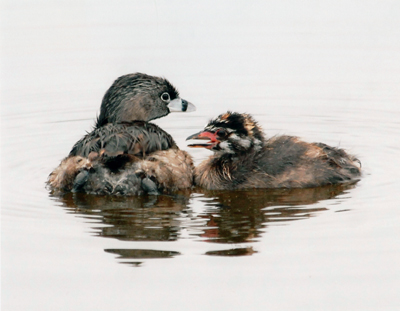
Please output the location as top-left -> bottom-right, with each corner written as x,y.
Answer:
187,112 -> 361,190
48,73 -> 195,195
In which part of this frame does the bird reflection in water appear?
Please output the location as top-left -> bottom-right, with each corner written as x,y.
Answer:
52,182 -> 357,265
196,184 -> 351,244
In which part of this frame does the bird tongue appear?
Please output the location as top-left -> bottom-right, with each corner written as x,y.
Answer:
186,131 -> 219,149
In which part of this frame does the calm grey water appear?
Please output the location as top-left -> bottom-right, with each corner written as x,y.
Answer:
2,1 -> 400,310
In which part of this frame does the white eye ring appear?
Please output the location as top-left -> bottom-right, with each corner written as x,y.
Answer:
161,92 -> 170,103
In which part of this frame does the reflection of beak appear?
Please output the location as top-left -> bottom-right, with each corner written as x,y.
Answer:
168,98 -> 196,112
186,131 -> 219,149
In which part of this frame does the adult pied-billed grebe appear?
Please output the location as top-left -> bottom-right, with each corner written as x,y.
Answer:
48,73 -> 195,195
187,112 -> 361,190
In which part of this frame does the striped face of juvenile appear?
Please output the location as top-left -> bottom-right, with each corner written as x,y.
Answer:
187,112 -> 264,154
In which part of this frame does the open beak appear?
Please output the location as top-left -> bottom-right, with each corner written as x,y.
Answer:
168,98 -> 196,112
186,131 -> 219,149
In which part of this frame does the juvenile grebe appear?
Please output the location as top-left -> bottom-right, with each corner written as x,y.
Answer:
187,112 -> 361,190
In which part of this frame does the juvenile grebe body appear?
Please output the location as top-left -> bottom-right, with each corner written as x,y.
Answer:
187,112 -> 361,190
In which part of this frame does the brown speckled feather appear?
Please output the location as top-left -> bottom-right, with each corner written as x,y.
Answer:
69,121 -> 177,158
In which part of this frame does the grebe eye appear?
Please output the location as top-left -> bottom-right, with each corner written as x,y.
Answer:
161,92 -> 170,103
217,129 -> 227,137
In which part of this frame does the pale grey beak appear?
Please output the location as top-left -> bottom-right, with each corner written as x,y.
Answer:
168,98 -> 196,112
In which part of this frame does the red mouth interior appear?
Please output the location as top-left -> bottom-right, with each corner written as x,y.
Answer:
188,131 -> 219,149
